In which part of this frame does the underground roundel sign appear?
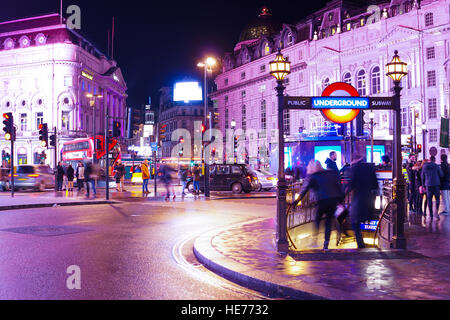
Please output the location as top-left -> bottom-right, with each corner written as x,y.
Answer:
318,82 -> 364,124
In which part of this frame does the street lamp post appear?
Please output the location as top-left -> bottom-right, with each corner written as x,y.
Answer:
197,57 -> 216,198
413,107 -> 419,154
230,119 -> 236,163
422,124 -> 428,160
269,49 -> 291,252
385,50 -> 408,249
369,111 -> 375,163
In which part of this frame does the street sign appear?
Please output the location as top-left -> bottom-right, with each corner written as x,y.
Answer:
150,142 -> 158,152
369,97 -> 395,110
284,96 -> 311,109
320,82 -> 361,124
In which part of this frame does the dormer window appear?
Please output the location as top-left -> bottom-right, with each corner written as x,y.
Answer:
328,13 -> 333,21
360,18 -> 365,27
346,23 -> 351,31
286,31 -> 294,46
19,36 -> 30,48
3,38 -> 14,50
264,42 -> 270,56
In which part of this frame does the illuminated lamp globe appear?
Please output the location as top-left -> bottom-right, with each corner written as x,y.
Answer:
269,49 -> 291,81
385,50 -> 407,82
41,140 -> 47,147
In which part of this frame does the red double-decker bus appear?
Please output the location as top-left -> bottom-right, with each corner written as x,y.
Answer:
62,135 -> 121,171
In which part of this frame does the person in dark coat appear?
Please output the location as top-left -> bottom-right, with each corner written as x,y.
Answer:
406,154 -> 417,212
56,162 -> 65,191
66,164 -> 75,192
325,151 -> 339,174
440,154 -> 450,216
346,156 -> 379,249
298,160 -> 344,250
422,155 -> 443,219
413,161 -> 425,216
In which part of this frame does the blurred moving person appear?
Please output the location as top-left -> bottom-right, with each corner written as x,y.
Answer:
76,162 -> 85,191
346,156 -> 378,249
298,160 -> 344,250
178,165 -> 189,197
160,164 -> 176,200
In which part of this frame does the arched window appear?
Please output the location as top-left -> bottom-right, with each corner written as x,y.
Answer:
285,31 -> 294,46
342,72 -> 351,84
263,42 -> 270,56
370,66 -> 381,94
356,69 -> 366,96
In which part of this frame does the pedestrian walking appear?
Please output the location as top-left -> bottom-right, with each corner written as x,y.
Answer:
421,155 -> 443,219
346,156 -> 379,249
178,165 -> 188,196
114,160 -> 126,192
413,161 -> 425,216
141,159 -> 150,194
297,160 -> 344,250
85,162 -> 96,197
160,164 -> 176,200
66,164 -> 74,192
192,164 -> 201,195
76,162 -> 85,191
406,154 -> 417,212
440,154 -> 450,216
56,162 -> 65,191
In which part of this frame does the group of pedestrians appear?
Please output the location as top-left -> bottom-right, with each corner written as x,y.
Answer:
55,161 -> 97,196
296,151 -> 379,250
407,153 -> 450,219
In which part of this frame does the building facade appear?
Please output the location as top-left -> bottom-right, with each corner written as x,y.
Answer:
158,86 -> 206,163
211,0 -> 450,171
0,14 -> 127,167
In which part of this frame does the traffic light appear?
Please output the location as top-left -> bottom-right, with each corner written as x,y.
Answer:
38,123 -> 49,147
2,112 -> 14,141
234,136 -> 239,152
211,147 -> 216,158
406,135 -> 413,149
417,144 -> 422,153
49,134 -> 56,147
201,123 -> 206,133
40,151 -> 46,163
178,147 -> 183,157
112,121 -> 121,138
159,124 -> 166,143
179,136 -> 184,144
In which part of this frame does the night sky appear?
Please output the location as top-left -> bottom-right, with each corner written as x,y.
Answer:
1,0 -> 330,108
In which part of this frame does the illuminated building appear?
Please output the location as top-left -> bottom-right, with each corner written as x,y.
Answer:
0,14 -> 127,166
211,1 -> 450,170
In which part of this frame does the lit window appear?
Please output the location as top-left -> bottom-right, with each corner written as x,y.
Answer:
371,66 -> 381,94
356,69 -> 366,96
360,18 -> 365,26
346,23 -> 351,31
36,112 -> 43,130
264,43 -> 270,55
242,105 -> 246,130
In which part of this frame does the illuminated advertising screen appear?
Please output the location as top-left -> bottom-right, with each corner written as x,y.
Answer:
314,146 -> 342,170
173,82 -> 202,102
366,145 -> 385,165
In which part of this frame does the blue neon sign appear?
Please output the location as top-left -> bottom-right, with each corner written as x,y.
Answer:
312,97 -> 370,109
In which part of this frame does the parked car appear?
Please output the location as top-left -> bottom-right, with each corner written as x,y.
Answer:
251,169 -> 277,191
186,164 -> 258,194
13,165 -> 55,191
0,168 -> 10,191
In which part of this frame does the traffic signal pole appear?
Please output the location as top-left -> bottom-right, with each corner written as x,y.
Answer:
10,133 -> 14,198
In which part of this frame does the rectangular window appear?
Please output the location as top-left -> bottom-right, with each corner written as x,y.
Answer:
401,108 -> 407,127
428,98 -> 437,119
241,91 -> 246,98
36,112 -> 43,130
425,12 -> 434,27
283,109 -> 290,134
224,78 -> 228,86
224,96 -> 228,104
429,128 -> 438,142
259,64 -> 266,73
225,109 -> 229,130
240,72 -> 246,80
261,100 -> 267,130
427,70 -> 436,87
20,113 -> 27,131
242,104 -> 246,130
426,47 -> 435,59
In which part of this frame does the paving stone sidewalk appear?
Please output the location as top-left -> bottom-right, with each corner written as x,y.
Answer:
194,214 -> 450,300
